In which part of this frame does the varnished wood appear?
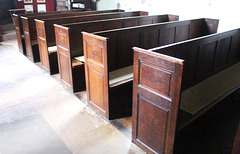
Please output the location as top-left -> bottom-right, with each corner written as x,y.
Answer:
37,11 -> 147,74
13,9 -> 123,54
82,18 -> 219,120
54,14 -> 178,92
132,28 -> 240,153
17,9 -> 124,61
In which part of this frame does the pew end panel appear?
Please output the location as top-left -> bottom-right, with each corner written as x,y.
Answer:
82,32 -> 110,119
55,24 -> 85,92
22,9 -> 126,63
36,19 -> 59,75
13,14 -> 26,55
56,14 -> 179,93
38,11 -> 148,75
81,18 -> 219,120
132,28 -> 240,153
21,16 -> 40,62
132,47 -> 184,154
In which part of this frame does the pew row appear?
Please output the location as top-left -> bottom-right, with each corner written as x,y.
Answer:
13,9 -> 88,54
82,18 -> 219,119
19,9 -> 125,62
35,11 -> 147,68
132,28 -> 240,153
54,14 -> 179,92
13,9 -> 124,55
36,11 -> 148,75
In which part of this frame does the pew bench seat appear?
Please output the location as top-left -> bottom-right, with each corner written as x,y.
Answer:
178,62 -> 240,129
74,56 -> 85,63
109,65 -> 133,87
48,46 -> 57,53
72,56 -> 85,68
72,59 -> 84,68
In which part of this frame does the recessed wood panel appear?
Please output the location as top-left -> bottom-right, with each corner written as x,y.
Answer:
214,37 -> 231,70
159,27 -> 175,46
88,68 -> 105,110
137,96 -> 169,154
124,19 -> 139,27
37,25 -> 45,39
139,62 -> 172,97
228,34 -> 240,63
118,32 -> 140,67
58,48 -> 71,87
175,24 -> 190,42
56,31 -> 68,50
142,29 -> 159,49
38,40 -> 49,70
196,41 -> 217,80
86,42 -> 103,64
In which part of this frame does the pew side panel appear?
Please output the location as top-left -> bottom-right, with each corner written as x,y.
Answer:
232,120 -> 240,154
55,14 -> 179,93
150,29 -> 240,130
21,16 -> 40,62
38,11 -> 148,74
55,25 -> 74,90
82,32 -> 109,119
13,14 -> 26,54
132,47 -> 183,154
23,10 -> 127,63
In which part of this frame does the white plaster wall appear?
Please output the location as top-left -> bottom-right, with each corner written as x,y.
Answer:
96,0 -> 240,32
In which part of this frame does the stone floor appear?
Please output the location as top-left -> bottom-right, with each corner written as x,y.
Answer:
0,40 -> 145,153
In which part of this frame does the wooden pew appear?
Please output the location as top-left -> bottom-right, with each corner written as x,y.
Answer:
13,9 -> 124,56
21,9 -> 126,62
23,11 -> 145,63
82,18 -> 219,120
35,11 -> 148,75
132,28 -> 240,153
53,14 -> 178,92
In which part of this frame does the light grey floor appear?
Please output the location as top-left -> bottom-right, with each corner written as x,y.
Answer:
0,40 -> 145,153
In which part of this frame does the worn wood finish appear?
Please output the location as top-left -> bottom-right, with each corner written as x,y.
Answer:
54,14 -> 178,92
14,9 -> 124,55
132,28 -> 240,153
132,47 -> 183,154
19,9 -> 124,62
82,18 -> 219,120
37,11 -> 147,74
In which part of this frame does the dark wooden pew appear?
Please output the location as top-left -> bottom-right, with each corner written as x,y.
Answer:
53,14 -> 178,92
23,11 -> 145,63
35,12 -> 149,75
132,28 -> 240,153
21,9 -> 126,62
82,18 -> 219,120
13,9 -> 124,56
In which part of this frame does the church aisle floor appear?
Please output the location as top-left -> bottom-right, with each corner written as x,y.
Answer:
0,43 -> 145,154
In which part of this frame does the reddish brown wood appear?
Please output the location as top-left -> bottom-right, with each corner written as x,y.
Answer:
82,18 -> 219,120
38,11 -> 148,74
132,47 -> 183,154
55,14 -> 178,92
132,28 -> 240,153
14,9 -> 124,55
20,9 -> 125,62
